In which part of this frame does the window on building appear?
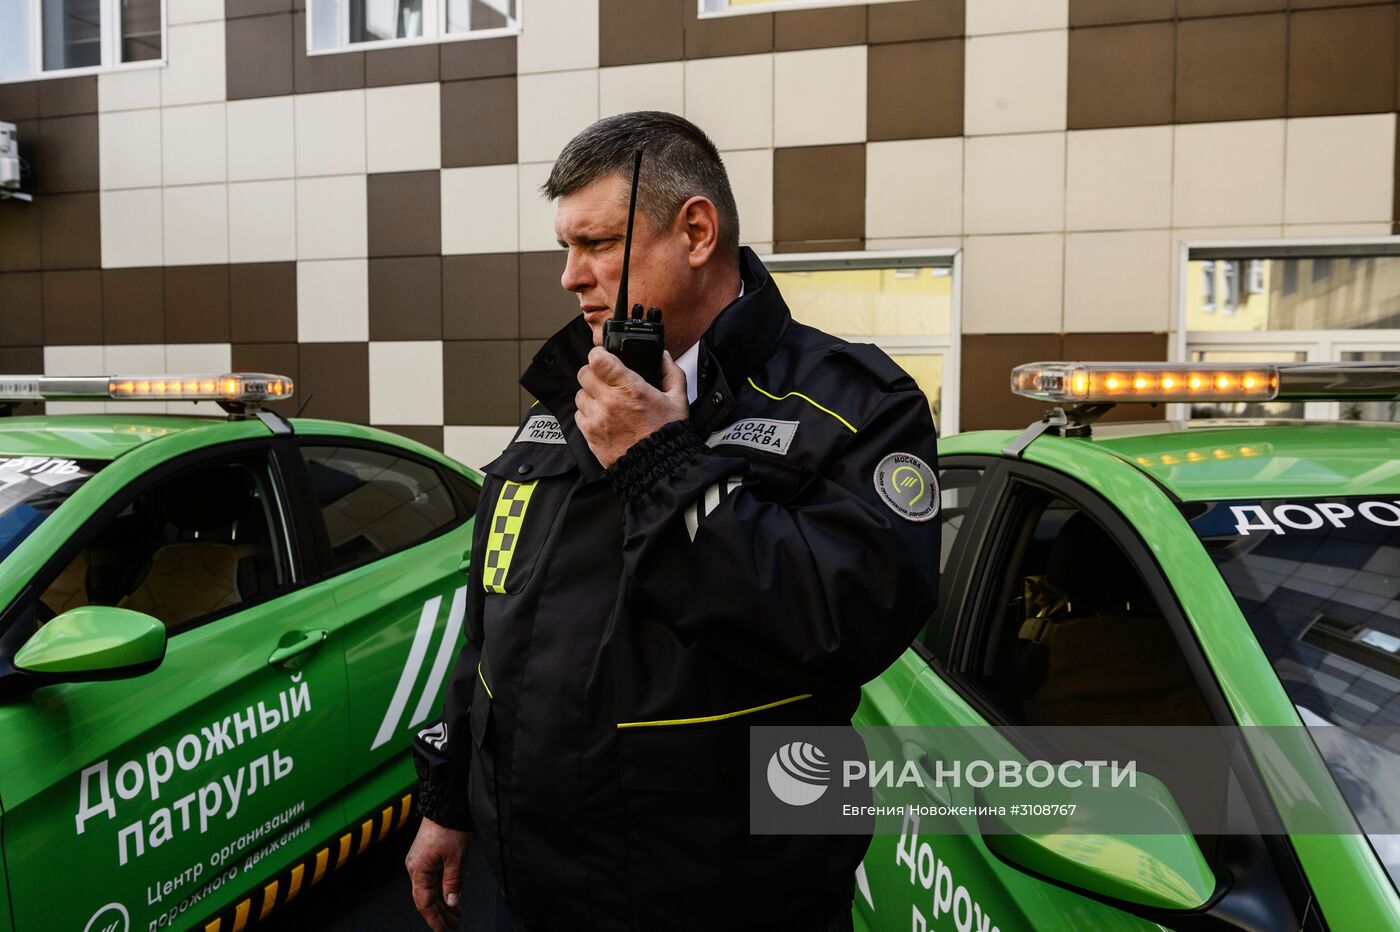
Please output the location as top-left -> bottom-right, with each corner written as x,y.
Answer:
0,0 -> 163,82
764,251 -> 960,434
699,0 -> 901,14
308,0 -> 518,53
1179,242 -> 1400,423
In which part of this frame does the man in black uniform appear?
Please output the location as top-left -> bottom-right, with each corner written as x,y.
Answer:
407,111 -> 940,931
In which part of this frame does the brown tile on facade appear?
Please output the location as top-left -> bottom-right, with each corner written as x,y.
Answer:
445,340 -> 524,425
1068,0 -> 1174,27
0,200 -> 43,271
374,424 -> 444,451
773,144 -> 865,246
102,268 -> 164,344
519,251 -> 579,340
441,78 -> 517,167
41,270 -> 102,345
164,265 -> 230,343
37,77 -> 97,117
226,0 -> 292,16
775,6 -> 866,51
684,2 -> 774,59
368,171 -> 442,258
868,0 -> 963,43
226,12 -> 296,100
1294,0 -> 1395,7
38,193 -> 100,269
367,44 -> 440,87
959,333 -> 1063,431
297,342 -> 369,422
444,253 -> 520,340
0,82 -> 39,122
1067,22 -> 1174,129
868,39 -> 963,140
293,12 -> 365,93
36,116 -> 99,195
369,256 -> 443,340
1061,331 -> 1168,423
231,341 -> 298,416
441,36 -> 517,80
0,273 -> 43,346
1289,6 -> 1397,118
519,338 -> 544,417
600,0 -> 686,66
773,239 -> 866,253
1176,0 -> 1285,15
229,262 -> 297,344
1176,14 -> 1287,123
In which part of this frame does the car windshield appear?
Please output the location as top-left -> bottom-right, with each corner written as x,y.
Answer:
0,456 -> 102,565
1187,496 -> 1400,893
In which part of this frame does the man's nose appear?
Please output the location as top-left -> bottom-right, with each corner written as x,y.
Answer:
561,250 -> 592,294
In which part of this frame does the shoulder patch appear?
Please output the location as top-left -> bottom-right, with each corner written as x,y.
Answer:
873,452 -> 939,522
833,342 -> 916,391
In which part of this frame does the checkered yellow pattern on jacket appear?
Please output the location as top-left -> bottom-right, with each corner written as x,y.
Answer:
483,480 -> 537,594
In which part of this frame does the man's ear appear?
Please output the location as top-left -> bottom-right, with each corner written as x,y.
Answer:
678,196 -> 720,269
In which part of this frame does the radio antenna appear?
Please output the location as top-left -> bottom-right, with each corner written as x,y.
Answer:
614,148 -> 643,321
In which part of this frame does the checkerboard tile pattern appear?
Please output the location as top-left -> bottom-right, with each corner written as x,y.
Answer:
2,0 -> 1399,455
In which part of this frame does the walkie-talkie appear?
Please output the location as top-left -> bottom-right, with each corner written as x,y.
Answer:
604,149 -> 665,389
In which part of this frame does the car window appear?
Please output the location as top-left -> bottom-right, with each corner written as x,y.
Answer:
300,444 -> 459,574
917,466 -> 987,655
0,456 -> 104,566
34,453 -> 292,630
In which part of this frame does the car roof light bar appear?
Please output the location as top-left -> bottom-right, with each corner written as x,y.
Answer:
0,373 -> 295,405
1011,362 -> 1400,406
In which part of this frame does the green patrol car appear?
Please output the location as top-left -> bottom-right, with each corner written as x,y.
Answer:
853,361 -> 1400,932
0,373 -> 480,931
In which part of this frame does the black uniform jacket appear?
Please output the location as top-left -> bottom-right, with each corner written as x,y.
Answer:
413,247 -> 941,930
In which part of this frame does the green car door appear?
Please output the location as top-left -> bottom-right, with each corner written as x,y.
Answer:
0,436 -> 351,932
290,427 -> 479,823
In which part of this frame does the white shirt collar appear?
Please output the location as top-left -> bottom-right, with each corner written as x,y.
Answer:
678,278 -> 745,405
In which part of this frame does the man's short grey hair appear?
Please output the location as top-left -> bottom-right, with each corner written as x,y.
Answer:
543,111 -> 741,257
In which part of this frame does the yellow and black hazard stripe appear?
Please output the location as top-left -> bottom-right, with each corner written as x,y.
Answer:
482,479 -> 536,594
197,790 -> 417,932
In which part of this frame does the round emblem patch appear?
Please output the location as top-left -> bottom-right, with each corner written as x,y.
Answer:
873,452 -> 939,522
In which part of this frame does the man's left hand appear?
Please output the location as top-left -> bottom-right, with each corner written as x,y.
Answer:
576,347 -> 688,468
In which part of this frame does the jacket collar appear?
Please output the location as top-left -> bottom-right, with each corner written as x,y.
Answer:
519,247 -> 790,480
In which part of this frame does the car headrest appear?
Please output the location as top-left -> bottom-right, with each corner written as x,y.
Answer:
1045,512 -> 1150,612
156,465 -> 254,533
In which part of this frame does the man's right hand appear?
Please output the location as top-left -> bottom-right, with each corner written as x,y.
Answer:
406,817 -> 471,931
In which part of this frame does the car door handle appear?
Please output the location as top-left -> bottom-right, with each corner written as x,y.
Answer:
268,629 -> 329,667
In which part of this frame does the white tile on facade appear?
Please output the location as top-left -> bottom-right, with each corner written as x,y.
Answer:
167,0 -> 224,24
723,149 -> 774,246
43,346 -> 107,414
600,63 -> 685,118
445,425 -> 521,468
366,83 -> 442,174
518,70 -> 600,164
162,184 -> 229,266
103,345 -> 169,413
160,21 -> 226,107
164,343 -> 233,414
964,132 -> 1066,234
864,236 -> 964,251
517,162 -> 558,253
99,109 -> 162,190
965,31 -> 1067,136
295,175 -> 368,260
442,164 -> 521,254
966,0 -> 1068,34
228,97 -> 295,182
747,241 -> 774,255
99,68 -> 162,112
517,0 -> 599,74
1173,120 -> 1285,228
100,188 -> 164,268
161,103 -> 227,186
962,233 -> 1064,333
1066,126 -> 1172,231
774,47 -> 867,147
228,179 -> 297,263
1283,223 -> 1393,237
298,259 -> 370,343
294,90 -> 367,177
685,55 -> 774,151
1284,114 -> 1395,226
866,138 -> 963,239
370,341 -> 443,425
1064,230 -> 1171,332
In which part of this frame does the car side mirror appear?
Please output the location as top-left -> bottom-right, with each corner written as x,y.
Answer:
15,606 -> 166,680
979,773 -> 1219,914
